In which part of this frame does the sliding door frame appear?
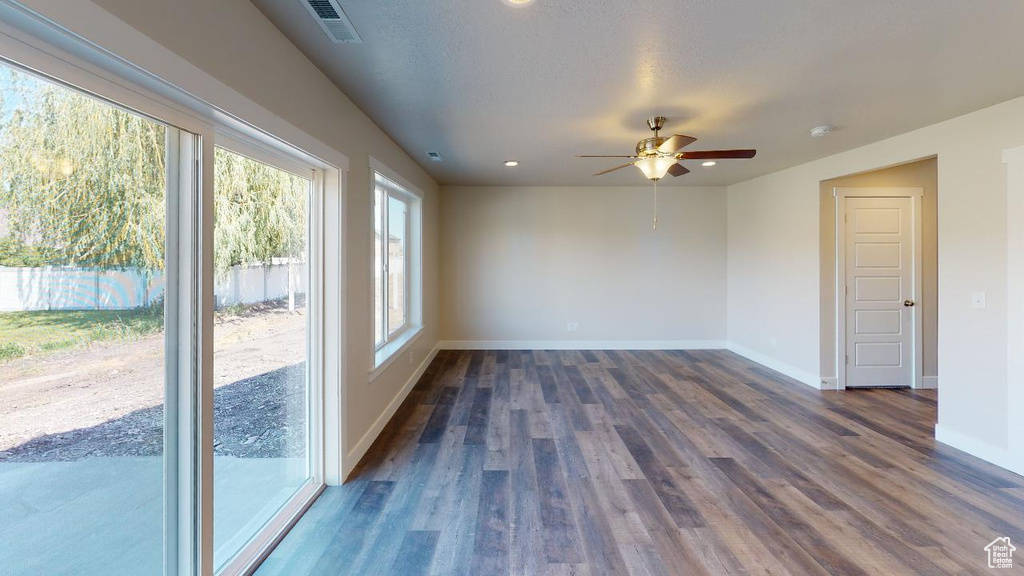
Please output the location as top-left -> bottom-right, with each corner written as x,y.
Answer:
0,3 -> 348,574
211,136 -> 327,576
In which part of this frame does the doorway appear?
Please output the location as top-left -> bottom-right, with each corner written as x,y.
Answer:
837,189 -> 923,388
819,158 -> 938,391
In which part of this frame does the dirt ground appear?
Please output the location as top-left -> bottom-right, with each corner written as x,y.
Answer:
0,304 -> 307,459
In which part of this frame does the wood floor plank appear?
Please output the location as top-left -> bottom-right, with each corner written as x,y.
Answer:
621,478 -> 709,576
532,437 -> 585,563
508,408 -> 547,576
563,477 -> 633,576
613,424 -> 706,529
426,444 -> 485,576
419,387 -> 459,444
309,480 -> 396,573
464,387 -> 493,446
537,364 -> 563,405
390,531 -> 440,576
711,457 -> 869,576
345,443 -> 441,576
470,470 -> 510,574
258,349 -> 1024,576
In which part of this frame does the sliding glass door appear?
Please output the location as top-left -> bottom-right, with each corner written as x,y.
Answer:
0,47 -> 326,575
211,146 -> 316,572
0,60 -> 169,574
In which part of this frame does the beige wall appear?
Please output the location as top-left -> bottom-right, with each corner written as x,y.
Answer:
28,0 -> 441,465
818,158 -> 938,380
441,186 -> 727,345
728,95 -> 1024,462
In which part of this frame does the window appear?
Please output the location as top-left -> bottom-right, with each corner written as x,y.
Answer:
0,59 -> 169,575
372,169 -> 421,368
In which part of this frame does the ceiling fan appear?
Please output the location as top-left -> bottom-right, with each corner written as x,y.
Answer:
578,116 -> 756,181
578,116 -> 756,229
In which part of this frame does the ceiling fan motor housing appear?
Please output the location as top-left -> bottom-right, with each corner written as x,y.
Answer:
638,116 -> 670,157
636,137 -> 670,157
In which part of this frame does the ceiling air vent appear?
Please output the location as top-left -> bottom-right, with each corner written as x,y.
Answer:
426,152 -> 443,162
303,0 -> 362,44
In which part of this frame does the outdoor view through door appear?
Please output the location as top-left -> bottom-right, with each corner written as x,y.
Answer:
0,61 -> 168,573
0,57 -> 321,574
212,147 -> 313,570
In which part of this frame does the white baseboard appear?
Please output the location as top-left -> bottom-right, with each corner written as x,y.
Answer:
935,424 -> 1023,477
342,342 -> 440,480
437,340 -> 728,351
921,376 -> 939,389
819,377 -> 839,390
725,342 -> 822,390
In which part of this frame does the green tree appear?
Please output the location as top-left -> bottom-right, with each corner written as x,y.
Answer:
0,65 -> 307,275
213,148 -> 308,276
0,67 -> 166,270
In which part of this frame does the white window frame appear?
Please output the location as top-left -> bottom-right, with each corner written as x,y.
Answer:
0,3 -> 349,574
370,157 -> 423,378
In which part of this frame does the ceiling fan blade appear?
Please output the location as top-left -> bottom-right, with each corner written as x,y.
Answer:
594,162 -> 637,176
577,155 -> 639,158
658,134 -> 697,154
679,149 -> 757,160
667,163 -> 690,177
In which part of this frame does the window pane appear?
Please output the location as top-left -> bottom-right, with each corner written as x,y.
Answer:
0,64 -> 166,574
212,148 -> 310,569
387,195 -> 407,335
373,186 -> 384,346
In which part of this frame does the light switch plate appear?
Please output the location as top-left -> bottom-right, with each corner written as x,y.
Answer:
972,292 -> 987,309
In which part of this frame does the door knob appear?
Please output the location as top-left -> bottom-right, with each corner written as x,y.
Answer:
904,299 -> 916,307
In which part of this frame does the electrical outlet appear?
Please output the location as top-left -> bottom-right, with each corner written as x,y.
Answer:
566,322 -> 580,332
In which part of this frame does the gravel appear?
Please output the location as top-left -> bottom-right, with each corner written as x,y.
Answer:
0,306 -> 308,462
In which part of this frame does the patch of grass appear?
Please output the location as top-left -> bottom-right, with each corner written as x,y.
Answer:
219,302 -> 250,318
39,339 -> 79,352
0,303 -> 164,363
215,296 -> 303,319
0,342 -> 26,361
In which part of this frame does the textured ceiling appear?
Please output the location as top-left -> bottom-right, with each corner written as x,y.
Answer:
252,0 -> 1024,186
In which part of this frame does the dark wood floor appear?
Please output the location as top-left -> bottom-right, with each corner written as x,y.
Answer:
257,349 -> 1024,575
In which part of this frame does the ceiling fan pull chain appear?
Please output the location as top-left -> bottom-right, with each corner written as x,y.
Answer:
653,180 -> 658,230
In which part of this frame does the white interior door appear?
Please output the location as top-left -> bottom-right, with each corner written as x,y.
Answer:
844,196 -> 917,388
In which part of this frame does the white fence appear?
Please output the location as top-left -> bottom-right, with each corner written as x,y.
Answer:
0,263 -> 307,312
214,263 -> 308,309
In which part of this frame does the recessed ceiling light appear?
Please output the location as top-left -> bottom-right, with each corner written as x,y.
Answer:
810,125 -> 834,138
702,161 -> 717,167
504,160 -> 519,167
501,0 -> 533,6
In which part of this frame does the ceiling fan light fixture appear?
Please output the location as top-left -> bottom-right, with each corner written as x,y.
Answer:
634,156 -> 677,181
503,160 -> 519,167
702,161 -> 716,167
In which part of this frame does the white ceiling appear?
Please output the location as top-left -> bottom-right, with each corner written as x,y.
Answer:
252,0 -> 1024,187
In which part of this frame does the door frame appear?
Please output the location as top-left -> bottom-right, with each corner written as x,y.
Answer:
835,187 -> 924,390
